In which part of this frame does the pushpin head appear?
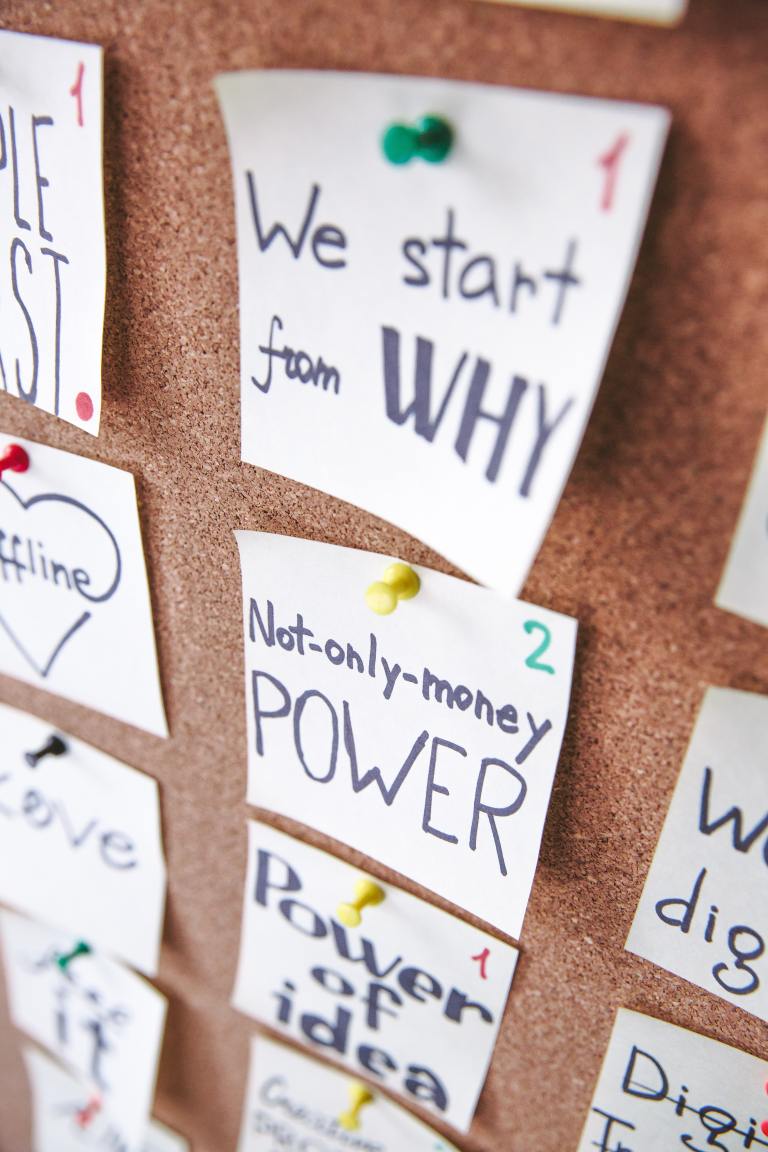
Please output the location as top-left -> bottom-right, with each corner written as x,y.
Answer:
337,878 -> 385,927
338,1081 -> 374,1131
365,562 -> 421,616
56,940 -> 91,971
382,115 -> 453,165
25,734 -> 68,768
0,443 -> 30,476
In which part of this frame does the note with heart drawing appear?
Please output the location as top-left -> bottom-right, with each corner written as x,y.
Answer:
0,701 -> 166,975
0,434 -> 167,736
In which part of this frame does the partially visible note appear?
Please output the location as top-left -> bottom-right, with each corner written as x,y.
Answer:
239,1033 -> 461,1152
0,702 -> 166,975
473,0 -> 686,26
0,434 -> 167,736
23,1045 -> 187,1152
716,417 -> 768,629
627,687 -> 768,1023
577,1009 -> 768,1151
233,822 -> 519,1133
0,30 -> 105,432
2,911 -> 166,1151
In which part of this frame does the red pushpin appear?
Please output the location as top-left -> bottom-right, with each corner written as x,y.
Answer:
0,443 -> 29,476
75,1095 -> 101,1129
761,1079 -> 768,1138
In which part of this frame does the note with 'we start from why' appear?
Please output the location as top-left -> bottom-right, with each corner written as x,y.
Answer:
217,70 -> 669,592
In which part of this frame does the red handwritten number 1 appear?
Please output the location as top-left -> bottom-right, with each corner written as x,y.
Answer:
598,132 -> 629,213
471,948 -> 490,980
70,62 -> 85,127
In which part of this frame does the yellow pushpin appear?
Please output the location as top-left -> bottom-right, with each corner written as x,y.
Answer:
338,1081 -> 374,1131
365,562 -> 420,616
337,877 -> 385,927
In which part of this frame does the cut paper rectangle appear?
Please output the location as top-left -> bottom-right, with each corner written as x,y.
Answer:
473,0 -> 687,26
2,911 -> 167,1151
217,69 -> 669,592
627,686 -> 768,1023
233,822 -> 519,1133
23,1045 -> 185,1152
577,1008 -> 768,1150
716,416 -> 768,629
0,433 -> 167,736
0,30 -> 105,433
238,1033 -> 461,1152
0,701 -> 166,975
237,531 -> 577,939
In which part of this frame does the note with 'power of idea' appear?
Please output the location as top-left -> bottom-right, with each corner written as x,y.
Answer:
237,532 -> 576,939
218,70 -> 669,592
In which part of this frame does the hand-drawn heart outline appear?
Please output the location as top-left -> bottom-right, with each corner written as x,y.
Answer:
0,479 -> 122,679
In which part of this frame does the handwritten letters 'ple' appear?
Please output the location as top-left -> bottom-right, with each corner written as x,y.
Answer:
217,70 -> 669,592
0,434 -> 167,736
237,531 -> 576,939
0,30 -> 105,432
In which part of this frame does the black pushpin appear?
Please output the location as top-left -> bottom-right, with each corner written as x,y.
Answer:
25,735 -> 68,767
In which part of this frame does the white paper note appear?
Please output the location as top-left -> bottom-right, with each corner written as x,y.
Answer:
716,417 -> 768,630
0,433 -> 167,736
2,912 -> 167,1150
473,0 -> 686,26
233,822 -> 519,1133
627,687 -> 768,1023
0,701 -> 166,975
239,1033 -> 461,1152
0,30 -> 105,433
238,531 -> 576,938
23,1045 -> 186,1152
217,70 -> 669,592
577,1008 -> 768,1151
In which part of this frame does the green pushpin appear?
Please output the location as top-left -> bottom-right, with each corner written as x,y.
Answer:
382,115 -> 454,165
56,940 -> 91,971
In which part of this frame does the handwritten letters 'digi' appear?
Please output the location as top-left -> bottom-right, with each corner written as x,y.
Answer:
0,30 -> 104,432
23,1046 -> 189,1152
239,1034 -> 461,1152
716,417 -> 768,630
0,702 -> 166,975
1,911 -> 167,1152
627,687 -> 768,1023
577,1009 -> 768,1152
238,532 -> 576,937
0,434 -> 167,735
217,71 -> 669,592
233,824 -> 519,1133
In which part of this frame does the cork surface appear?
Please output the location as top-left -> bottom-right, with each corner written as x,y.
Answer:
0,1 -> 766,1149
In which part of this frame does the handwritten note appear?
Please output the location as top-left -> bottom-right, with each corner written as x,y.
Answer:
2,912 -> 166,1150
23,1045 -> 187,1152
0,434 -> 167,735
239,1033 -> 461,1152
233,823 -> 519,1133
473,0 -> 686,25
0,701 -> 166,975
238,532 -> 576,937
0,30 -> 105,432
716,417 -> 768,630
217,70 -> 669,592
577,1008 -> 768,1151
627,687 -> 768,1023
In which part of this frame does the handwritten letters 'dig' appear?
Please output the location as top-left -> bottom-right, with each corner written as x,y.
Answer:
217,70 -> 669,592
233,823 -> 519,1133
0,30 -> 105,432
237,532 -> 576,938
0,434 -> 167,736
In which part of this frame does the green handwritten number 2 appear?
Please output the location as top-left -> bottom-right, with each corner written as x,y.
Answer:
524,621 -> 555,675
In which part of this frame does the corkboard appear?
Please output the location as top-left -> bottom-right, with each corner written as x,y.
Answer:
0,1 -> 766,1149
